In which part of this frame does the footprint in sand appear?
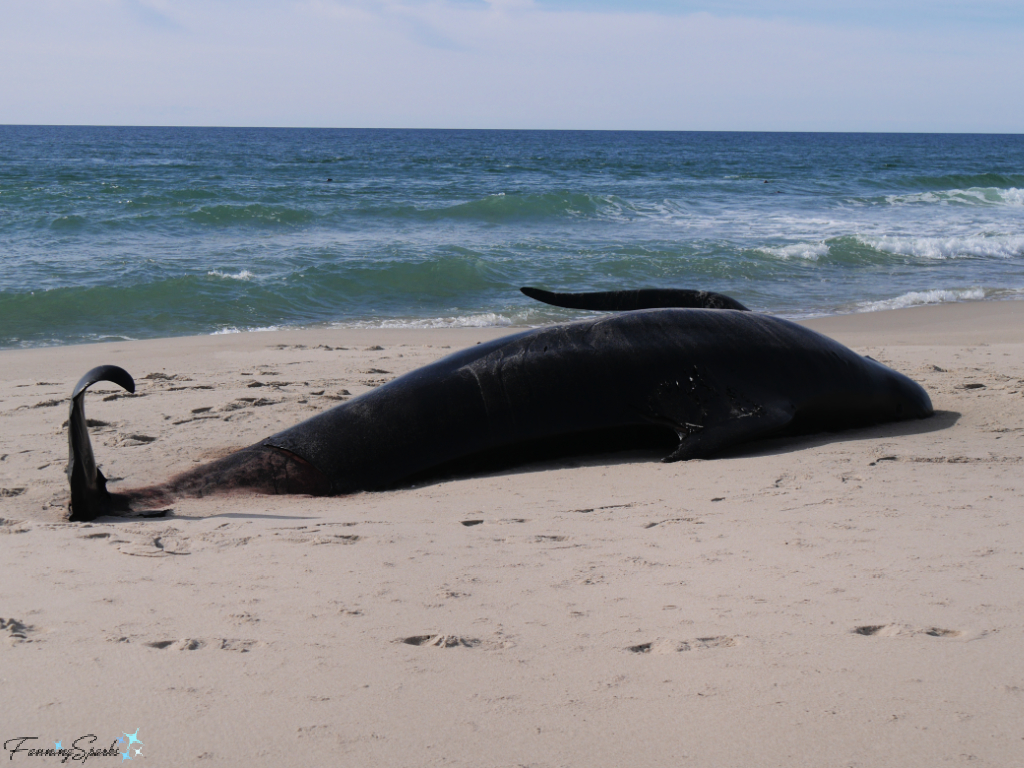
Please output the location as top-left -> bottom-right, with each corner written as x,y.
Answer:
922,627 -> 963,637
144,638 -> 259,652
117,534 -> 190,557
398,634 -> 481,649
102,392 -> 146,402
219,397 -> 280,413
853,624 -> 898,636
112,433 -> 157,447
1,519 -> 32,534
274,529 -> 360,545
1,617 -> 36,644
852,624 -> 963,638
143,372 -> 191,382
147,638 -> 203,650
627,636 -> 738,654
645,517 -> 702,528
80,526 -> 190,556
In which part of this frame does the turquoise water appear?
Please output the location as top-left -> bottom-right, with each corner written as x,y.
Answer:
1,127 -> 1023,348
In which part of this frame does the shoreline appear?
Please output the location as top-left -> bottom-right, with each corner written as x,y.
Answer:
3,297 -> 1023,363
2,299 -> 1023,766
5,295 -> 1024,354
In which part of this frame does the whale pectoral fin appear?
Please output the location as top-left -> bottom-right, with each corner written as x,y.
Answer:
68,365 -> 135,521
662,406 -> 794,462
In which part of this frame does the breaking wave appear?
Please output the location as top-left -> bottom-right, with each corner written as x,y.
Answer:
856,288 -> 988,312
855,234 -> 1024,260
759,242 -> 831,260
207,269 -> 255,281
884,187 -> 1024,207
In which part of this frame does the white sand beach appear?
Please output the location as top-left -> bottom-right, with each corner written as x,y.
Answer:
2,301 -> 1023,767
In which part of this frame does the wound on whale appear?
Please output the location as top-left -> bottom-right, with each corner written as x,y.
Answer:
67,289 -> 933,521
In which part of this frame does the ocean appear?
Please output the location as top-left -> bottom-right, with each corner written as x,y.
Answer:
1,126 -> 1022,348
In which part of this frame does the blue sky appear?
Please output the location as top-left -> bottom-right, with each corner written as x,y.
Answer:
1,0 -> 1020,131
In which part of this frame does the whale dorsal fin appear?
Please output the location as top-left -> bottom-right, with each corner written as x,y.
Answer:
521,287 -> 749,312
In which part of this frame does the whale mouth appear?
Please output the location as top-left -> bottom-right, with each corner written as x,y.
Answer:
67,365 -> 135,521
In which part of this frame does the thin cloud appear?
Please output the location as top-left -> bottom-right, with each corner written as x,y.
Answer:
126,0 -> 186,32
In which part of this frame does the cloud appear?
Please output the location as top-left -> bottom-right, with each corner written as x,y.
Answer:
126,0 -> 185,32
538,0 -> 1024,28
0,0 -> 1020,130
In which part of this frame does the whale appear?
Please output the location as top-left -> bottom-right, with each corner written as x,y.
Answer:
67,302 -> 933,521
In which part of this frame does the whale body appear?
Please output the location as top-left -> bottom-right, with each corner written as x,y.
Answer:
67,307 -> 933,521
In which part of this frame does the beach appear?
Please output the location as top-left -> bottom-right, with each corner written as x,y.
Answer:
1,300 -> 1023,766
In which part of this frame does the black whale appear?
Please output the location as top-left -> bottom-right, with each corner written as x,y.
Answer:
68,307 -> 932,521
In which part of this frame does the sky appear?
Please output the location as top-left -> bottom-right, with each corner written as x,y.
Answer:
1,0 -> 1021,131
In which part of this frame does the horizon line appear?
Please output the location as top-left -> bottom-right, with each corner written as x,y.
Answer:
1,124 -> 1022,136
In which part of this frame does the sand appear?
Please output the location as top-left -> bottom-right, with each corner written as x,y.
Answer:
1,301 -> 1023,767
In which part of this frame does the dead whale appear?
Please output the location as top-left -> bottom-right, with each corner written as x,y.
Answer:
67,304 -> 932,521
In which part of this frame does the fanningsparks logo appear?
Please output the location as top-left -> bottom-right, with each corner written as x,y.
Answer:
3,730 -> 145,762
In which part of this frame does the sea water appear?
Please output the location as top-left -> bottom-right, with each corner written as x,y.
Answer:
1,127 -> 1022,348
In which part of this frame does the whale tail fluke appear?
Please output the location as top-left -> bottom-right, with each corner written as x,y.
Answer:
67,365 -> 135,521
521,287 -> 749,312
67,365 -> 332,520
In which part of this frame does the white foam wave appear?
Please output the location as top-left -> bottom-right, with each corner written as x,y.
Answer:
857,234 -> 1024,260
348,312 -> 535,329
91,334 -> 140,342
884,187 -> 1024,207
1004,188 -> 1024,205
856,288 -> 986,313
210,324 -> 281,335
207,269 -> 255,281
761,242 -> 830,260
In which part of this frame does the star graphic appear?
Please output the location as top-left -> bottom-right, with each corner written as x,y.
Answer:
121,751 -> 132,761
117,737 -> 124,744
123,730 -> 143,748
134,748 -> 144,757
55,742 -> 62,750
